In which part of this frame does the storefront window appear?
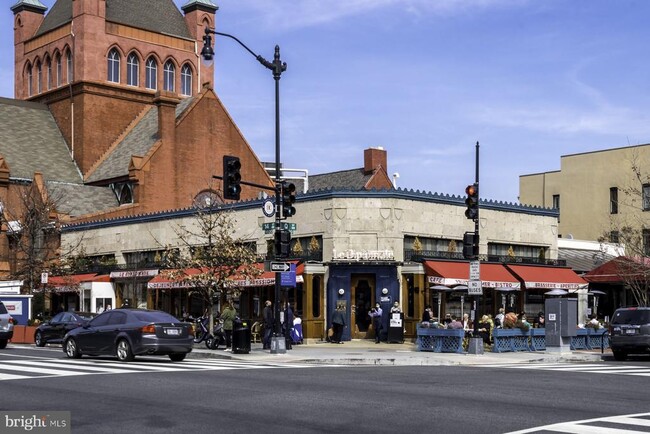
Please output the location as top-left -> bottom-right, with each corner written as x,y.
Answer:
405,274 -> 416,318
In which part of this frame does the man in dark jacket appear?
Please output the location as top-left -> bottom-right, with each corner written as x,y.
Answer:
331,304 -> 346,344
263,300 -> 273,350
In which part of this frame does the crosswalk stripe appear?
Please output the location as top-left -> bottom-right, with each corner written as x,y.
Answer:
0,357 -> 337,382
474,362 -> 650,378
506,412 -> 650,434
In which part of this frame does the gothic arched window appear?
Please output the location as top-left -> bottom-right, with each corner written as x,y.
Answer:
107,48 -> 120,83
181,64 -> 192,96
163,60 -> 175,92
127,53 -> 139,86
146,57 -> 157,90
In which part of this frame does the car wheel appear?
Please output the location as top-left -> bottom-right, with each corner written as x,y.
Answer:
64,338 -> 81,359
169,353 -> 186,362
613,350 -> 627,361
116,339 -> 135,362
35,331 -> 46,347
0,339 -> 7,349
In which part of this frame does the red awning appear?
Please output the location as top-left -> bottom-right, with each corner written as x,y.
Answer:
583,256 -> 650,283
505,264 -> 587,290
38,273 -> 108,293
147,263 -> 304,289
424,261 -> 521,289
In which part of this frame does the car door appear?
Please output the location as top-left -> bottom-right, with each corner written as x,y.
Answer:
55,313 -> 75,342
98,311 -> 128,354
75,312 -> 110,353
44,312 -> 65,342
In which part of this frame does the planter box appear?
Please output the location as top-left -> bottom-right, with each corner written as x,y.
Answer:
417,326 -> 464,353
10,325 -> 36,344
492,328 -> 532,353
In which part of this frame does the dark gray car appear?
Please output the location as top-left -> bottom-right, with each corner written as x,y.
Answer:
62,308 -> 193,362
609,307 -> 650,361
0,301 -> 15,349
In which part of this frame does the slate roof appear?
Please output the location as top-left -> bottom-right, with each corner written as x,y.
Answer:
46,181 -> 118,217
36,0 -> 193,40
292,168 -> 377,193
558,248 -> 615,274
0,97 -> 82,183
86,95 -> 196,183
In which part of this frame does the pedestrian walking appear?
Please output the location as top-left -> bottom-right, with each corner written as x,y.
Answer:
369,303 -> 383,343
262,300 -> 273,350
284,302 -> 294,350
221,302 -> 237,352
331,304 -> 346,344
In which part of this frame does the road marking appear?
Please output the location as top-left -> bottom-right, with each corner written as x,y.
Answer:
0,357 -> 339,382
505,412 -> 650,433
474,362 -> 650,377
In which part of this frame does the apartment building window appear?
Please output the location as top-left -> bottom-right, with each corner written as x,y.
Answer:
610,231 -> 619,244
610,187 -> 618,214
552,194 -> 560,210
643,184 -> 650,211
644,229 -> 650,255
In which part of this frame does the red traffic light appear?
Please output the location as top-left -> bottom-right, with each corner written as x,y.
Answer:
465,183 -> 479,220
465,184 -> 477,197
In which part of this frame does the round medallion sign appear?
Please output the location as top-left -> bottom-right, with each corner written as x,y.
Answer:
263,199 -> 275,217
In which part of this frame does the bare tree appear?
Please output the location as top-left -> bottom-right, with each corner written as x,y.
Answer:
162,204 -> 261,332
3,182 -> 62,294
600,150 -> 650,306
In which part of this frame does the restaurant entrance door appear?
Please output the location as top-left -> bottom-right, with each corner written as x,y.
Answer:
350,274 -> 374,339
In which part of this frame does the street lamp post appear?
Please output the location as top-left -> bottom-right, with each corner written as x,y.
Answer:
201,28 -> 288,353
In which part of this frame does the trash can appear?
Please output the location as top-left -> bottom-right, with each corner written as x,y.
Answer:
387,312 -> 404,343
232,318 -> 251,354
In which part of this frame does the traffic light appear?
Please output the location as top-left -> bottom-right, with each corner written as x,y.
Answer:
465,183 -> 479,220
462,231 -> 479,259
281,182 -> 296,218
223,155 -> 242,200
274,229 -> 291,258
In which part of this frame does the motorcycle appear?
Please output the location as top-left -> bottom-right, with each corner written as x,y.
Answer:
193,316 -> 226,349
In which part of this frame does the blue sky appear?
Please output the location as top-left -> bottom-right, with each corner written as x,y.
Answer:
2,0 -> 650,204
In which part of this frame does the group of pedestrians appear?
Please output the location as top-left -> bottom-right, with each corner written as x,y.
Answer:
261,300 -> 297,350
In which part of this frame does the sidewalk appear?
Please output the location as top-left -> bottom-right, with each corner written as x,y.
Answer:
188,340 -> 610,366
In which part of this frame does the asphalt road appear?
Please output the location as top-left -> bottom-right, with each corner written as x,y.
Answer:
0,347 -> 648,434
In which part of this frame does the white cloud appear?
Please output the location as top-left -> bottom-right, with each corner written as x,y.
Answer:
221,0 -> 529,31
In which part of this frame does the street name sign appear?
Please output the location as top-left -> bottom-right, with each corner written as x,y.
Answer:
262,222 -> 297,234
270,262 -> 291,272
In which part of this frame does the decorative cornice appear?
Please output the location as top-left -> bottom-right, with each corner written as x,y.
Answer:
62,187 -> 557,232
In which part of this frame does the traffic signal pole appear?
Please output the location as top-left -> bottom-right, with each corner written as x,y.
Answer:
469,141 -> 482,354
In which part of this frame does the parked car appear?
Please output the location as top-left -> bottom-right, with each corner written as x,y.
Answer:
0,301 -> 14,349
34,311 -> 96,347
609,307 -> 650,361
62,308 -> 193,362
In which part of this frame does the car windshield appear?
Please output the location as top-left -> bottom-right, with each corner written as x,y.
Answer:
132,311 -> 179,323
76,313 -> 96,320
0,303 -> 7,315
612,309 -> 650,325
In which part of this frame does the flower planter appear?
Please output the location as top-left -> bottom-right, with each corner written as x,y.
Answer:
10,325 -> 36,344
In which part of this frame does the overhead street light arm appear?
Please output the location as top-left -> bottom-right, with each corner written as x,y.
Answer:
202,28 -> 287,78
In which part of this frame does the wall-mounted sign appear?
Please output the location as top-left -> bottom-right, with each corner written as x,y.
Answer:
332,249 -> 394,261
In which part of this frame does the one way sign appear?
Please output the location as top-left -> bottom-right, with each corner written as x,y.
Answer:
270,262 -> 291,272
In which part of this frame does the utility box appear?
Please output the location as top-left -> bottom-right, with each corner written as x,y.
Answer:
545,298 -> 577,351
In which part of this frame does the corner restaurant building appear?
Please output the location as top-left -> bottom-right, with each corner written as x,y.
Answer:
61,188 -> 586,341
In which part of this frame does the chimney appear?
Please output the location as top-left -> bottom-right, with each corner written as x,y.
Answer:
364,147 -> 387,175
154,91 -> 181,143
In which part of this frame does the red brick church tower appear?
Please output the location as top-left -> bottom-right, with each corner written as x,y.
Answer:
9,0 -> 274,218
